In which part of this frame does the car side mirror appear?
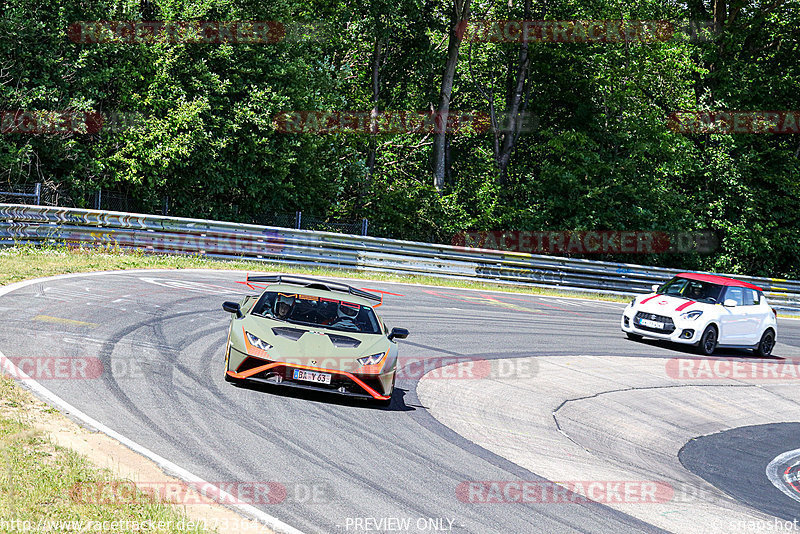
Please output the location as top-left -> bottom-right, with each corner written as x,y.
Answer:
388,327 -> 409,341
651,284 -> 660,293
723,299 -> 737,307
223,301 -> 243,318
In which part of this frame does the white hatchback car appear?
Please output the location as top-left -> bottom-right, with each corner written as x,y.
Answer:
621,272 -> 777,356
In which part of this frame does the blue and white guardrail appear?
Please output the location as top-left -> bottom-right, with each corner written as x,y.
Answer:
1,204 -> 799,311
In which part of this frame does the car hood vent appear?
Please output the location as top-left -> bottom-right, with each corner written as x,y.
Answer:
271,327 -> 307,341
326,334 -> 362,348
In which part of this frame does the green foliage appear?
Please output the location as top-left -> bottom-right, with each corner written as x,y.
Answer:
1,0 -> 799,277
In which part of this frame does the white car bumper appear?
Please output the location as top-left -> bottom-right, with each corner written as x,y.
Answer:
621,308 -> 704,345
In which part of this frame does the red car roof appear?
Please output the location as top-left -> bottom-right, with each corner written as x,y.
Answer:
676,272 -> 763,291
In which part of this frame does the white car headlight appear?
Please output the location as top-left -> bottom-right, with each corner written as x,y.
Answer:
680,310 -> 703,321
357,352 -> 385,366
245,331 -> 273,352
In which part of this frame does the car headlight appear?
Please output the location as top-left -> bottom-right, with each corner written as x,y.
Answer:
680,310 -> 703,321
357,352 -> 386,366
245,332 -> 273,352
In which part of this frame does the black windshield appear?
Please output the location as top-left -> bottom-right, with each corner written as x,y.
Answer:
657,277 -> 723,304
252,291 -> 381,334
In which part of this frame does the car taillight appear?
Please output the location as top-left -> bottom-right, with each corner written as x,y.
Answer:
773,307 -> 777,317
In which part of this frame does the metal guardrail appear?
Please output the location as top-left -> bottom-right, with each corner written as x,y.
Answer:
1,203 -> 799,311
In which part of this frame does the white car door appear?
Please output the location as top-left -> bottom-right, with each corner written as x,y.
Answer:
718,287 -> 749,344
740,289 -> 765,345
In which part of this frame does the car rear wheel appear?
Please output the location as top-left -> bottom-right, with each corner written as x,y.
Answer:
754,329 -> 775,357
698,325 -> 718,355
626,332 -> 643,341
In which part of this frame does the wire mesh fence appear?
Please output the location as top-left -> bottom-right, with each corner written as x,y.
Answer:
302,215 -> 367,235
0,183 -> 369,236
86,190 -> 169,215
250,212 -> 368,236
0,183 -> 40,204
1,182 -> 80,208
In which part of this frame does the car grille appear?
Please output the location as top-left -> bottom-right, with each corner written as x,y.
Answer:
251,365 -> 381,396
634,312 -> 676,334
236,356 -> 272,373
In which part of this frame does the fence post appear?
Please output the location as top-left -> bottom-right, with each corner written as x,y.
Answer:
94,190 -> 102,210
163,196 -> 169,216
34,183 -> 41,205
295,211 -> 302,229
361,218 -> 368,236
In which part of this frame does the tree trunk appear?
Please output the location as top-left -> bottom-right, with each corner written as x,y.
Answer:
432,0 -> 471,192
367,37 -> 382,175
496,0 -> 532,178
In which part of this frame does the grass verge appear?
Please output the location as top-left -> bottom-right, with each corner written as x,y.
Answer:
0,243 -> 629,302
0,374 -> 217,533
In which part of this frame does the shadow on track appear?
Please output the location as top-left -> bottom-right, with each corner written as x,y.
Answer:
625,336 -> 787,360
227,380 -> 416,411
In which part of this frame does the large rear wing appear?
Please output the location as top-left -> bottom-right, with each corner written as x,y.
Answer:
246,274 -> 382,302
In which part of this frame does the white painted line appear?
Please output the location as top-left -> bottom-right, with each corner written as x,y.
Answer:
766,448 -> 800,504
25,266 -> 633,308
547,298 -> 580,307
0,273 -> 305,534
589,302 -> 627,309
566,300 -> 609,308
540,296 -> 626,309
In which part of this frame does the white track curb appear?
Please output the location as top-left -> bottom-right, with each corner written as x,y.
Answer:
766,448 -> 800,504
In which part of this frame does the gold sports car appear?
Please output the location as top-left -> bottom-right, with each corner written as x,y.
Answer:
222,275 -> 409,406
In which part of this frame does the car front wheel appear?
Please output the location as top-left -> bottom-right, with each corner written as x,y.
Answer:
754,329 -> 775,357
698,325 -> 718,355
376,374 -> 396,407
224,348 -> 238,383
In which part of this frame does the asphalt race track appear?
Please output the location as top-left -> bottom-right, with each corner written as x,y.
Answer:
679,423 -> 800,522
1,270 -> 799,534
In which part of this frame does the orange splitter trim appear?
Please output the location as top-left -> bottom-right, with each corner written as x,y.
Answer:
227,361 -> 390,400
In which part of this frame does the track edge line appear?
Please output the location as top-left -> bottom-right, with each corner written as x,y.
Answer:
0,273 -> 306,534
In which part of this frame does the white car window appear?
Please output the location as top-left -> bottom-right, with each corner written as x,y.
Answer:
725,287 -> 746,306
661,278 -> 688,296
742,288 -> 758,306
